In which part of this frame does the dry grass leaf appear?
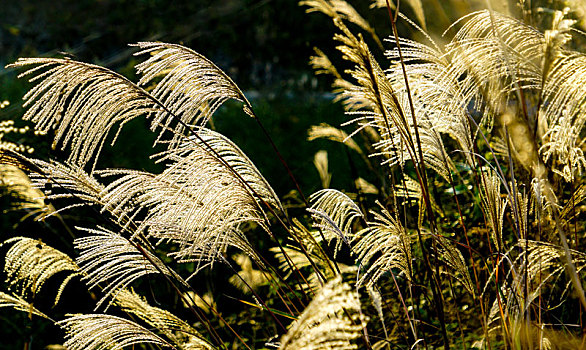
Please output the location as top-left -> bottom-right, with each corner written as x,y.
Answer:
228,254 -> 268,293
313,150 -> 331,188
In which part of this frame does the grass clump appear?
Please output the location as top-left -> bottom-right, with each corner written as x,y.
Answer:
2,1 -> 586,349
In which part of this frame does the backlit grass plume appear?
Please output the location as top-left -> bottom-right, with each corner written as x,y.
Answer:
6,58 -> 159,170
57,314 -> 174,350
114,289 -> 215,350
133,42 -> 256,146
278,277 -> 364,350
2,237 -> 79,305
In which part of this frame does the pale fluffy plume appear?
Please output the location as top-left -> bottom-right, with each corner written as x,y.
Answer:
354,204 -> 411,288
28,159 -> 104,217
7,58 -> 159,170
115,289 -> 215,350
371,0 -> 426,31
57,314 -> 174,350
313,150 -> 331,189
308,189 -> 363,256
2,237 -> 80,305
436,236 -> 475,296
74,227 -> 175,309
539,53 -> 586,182
308,123 -> 363,155
0,164 -> 53,215
279,277 -> 364,350
98,128 -> 273,270
133,41 -> 254,146
444,11 -> 543,124
301,0 -> 383,49
485,240 -> 586,330
479,170 -> 508,251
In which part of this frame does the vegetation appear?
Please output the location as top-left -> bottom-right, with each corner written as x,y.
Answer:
2,0 -> 586,349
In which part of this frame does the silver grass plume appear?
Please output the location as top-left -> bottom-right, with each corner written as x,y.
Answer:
302,3 -> 404,163
270,219 -> 344,291
278,276 -> 364,350
354,178 -> 378,195
313,150 -> 331,188
0,147 -> 41,173
560,184 -> 586,224
382,11 -> 543,173
0,291 -> 53,321
309,48 -> 343,80
479,169 -> 508,251
435,236 -> 475,296
57,314 -> 175,350
309,48 -> 358,107
98,128 -> 272,269
308,123 -> 379,181
445,11 -> 543,120
272,245 -> 357,292
6,58 -> 160,170
563,1 -> 586,27
192,128 -> 283,214
501,240 -> 586,314
74,227 -> 174,309
331,19 -> 394,114
512,190 -> 530,240
271,246 -> 330,291
300,0 -> 383,50
133,41 -> 254,146
373,103 -> 454,180
483,239 -> 586,337
327,15 -> 448,180
384,34 -> 475,168
2,237 -> 80,305
115,289 -> 215,350
310,3 -> 455,183
308,189 -> 363,257
27,159 -> 150,241
28,159 -> 105,217
539,53 -> 586,182
99,166 -> 263,270
395,175 -> 441,227
354,204 -> 411,288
